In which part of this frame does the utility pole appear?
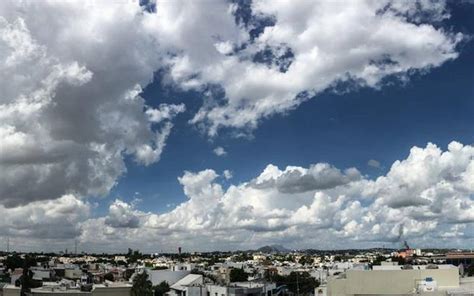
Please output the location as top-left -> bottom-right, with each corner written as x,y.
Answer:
6,236 -> 9,253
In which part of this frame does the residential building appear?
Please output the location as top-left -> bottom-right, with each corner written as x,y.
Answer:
327,265 -> 460,296
168,274 -> 204,296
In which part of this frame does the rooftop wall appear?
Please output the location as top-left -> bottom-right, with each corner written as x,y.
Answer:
328,267 -> 459,296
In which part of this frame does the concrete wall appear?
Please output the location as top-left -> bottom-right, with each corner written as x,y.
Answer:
93,286 -> 131,296
31,269 -> 52,280
2,286 -> 20,296
148,270 -> 190,286
328,278 -> 348,296
328,267 -> 459,296
208,285 -> 229,296
169,286 -> 205,296
65,269 -> 83,279
187,286 -> 207,296
30,292 -> 90,296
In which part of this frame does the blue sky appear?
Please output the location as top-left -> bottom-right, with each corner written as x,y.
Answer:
109,1 -> 474,217
2,0 -> 474,252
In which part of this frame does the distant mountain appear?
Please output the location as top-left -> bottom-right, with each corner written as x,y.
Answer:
257,244 -> 291,253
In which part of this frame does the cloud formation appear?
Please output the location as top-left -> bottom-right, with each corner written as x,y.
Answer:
0,0 -> 470,251
105,199 -> 142,229
0,195 -> 89,242
213,146 -> 227,156
0,1 -> 182,206
179,0 -> 462,135
368,159 -> 382,168
0,0 -> 463,207
1,141 -> 473,252
251,163 -> 361,193
76,141 -> 474,252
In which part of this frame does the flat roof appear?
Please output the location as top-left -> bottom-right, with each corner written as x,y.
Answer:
446,253 -> 474,259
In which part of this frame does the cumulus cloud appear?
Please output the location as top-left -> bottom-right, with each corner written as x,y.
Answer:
146,103 -> 186,123
223,170 -> 233,180
0,1 -> 183,206
213,146 -> 227,156
0,0 -> 464,207
0,194 -> 90,242
104,199 -> 141,229
76,142 -> 474,252
251,163 -> 362,193
0,0 -> 469,251
168,0 -> 462,135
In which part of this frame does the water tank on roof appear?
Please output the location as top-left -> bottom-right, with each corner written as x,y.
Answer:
417,278 -> 437,292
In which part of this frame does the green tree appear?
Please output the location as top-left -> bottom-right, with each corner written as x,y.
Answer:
467,264 -> 474,277
391,256 -> 406,265
229,268 -> 248,282
116,260 -> 127,266
264,270 -> 285,285
234,253 -> 252,262
371,255 -> 386,266
298,256 -> 313,266
286,272 -> 319,295
104,272 -> 114,282
124,268 -> 136,280
20,255 -> 42,296
153,281 -> 170,296
128,248 -> 143,264
5,253 -> 24,271
132,272 -> 153,296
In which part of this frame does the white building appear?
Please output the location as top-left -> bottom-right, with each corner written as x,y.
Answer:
327,265 -> 460,296
168,274 -> 205,296
145,269 -> 191,286
208,282 -> 275,296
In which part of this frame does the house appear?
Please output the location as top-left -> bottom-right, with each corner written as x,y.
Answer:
64,268 -> 83,280
208,282 -> 275,296
327,264 -> 459,296
168,274 -> 204,296
30,267 -> 53,281
0,284 -> 20,296
144,269 -> 191,286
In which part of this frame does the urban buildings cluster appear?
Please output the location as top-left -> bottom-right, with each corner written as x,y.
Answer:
0,245 -> 473,296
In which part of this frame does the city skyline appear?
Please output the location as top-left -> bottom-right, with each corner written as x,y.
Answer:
0,0 -> 474,253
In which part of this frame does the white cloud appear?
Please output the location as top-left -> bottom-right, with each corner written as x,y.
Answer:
105,199 -> 141,228
0,0 -> 469,251
135,122 -> 173,165
0,194 -> 90,251
159,0 -> 462,135
251,163 -> 362,193
368,159 -> 381,168
223,170 -> 233,180
146,103 -> 186,123
77,141 -> 474,252
0,1 -> 183,206
213,146 -> 227,156
0,0 -> 464,207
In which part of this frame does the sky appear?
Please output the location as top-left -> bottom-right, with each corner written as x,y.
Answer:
0,0 -> 474,253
